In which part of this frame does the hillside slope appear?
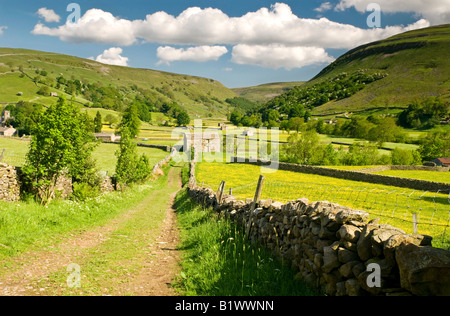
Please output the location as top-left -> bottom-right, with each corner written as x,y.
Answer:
232,81 -> 305,103
0,48 -> 237,117
310,24 -> 450,115
242,25 -> 449,118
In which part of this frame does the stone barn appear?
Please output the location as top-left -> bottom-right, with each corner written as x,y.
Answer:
183,132 -> 221,154
94,132 -> 121,142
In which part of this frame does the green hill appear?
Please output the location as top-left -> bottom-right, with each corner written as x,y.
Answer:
310,24 -> 450,116
0,47 -> 237,118
239,24 -> 449,119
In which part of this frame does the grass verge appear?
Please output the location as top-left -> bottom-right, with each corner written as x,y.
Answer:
173,187 -> 319,296
0,166 -> 169,260
0,164 -> 182,296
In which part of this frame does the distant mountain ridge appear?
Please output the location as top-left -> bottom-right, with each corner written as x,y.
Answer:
240,24 -> 450,118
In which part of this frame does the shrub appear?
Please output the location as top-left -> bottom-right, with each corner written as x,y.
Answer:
115,127 -> 152,186
391,148 -> 422,165
71,182 -> 100,201
36,86 -> 50,96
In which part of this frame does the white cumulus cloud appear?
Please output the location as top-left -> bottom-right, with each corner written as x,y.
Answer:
37,7 -> 61,23
32,9 -> 136,45
335,0 -> 450,25
157,46 -> 228,65
31,3 -> 434,69
95,47 -> 129,66
0,26 -> 6,35
32,3 -> 429,48
232,44 -> 335,70
315,2 -> 333,13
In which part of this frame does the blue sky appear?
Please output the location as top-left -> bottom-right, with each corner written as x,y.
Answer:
0,1 -> 448,88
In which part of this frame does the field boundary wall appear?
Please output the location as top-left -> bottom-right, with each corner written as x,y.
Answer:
187,161 -> 450,296
230,157 -> 450,192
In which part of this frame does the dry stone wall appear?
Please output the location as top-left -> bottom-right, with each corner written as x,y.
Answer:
187,162 -> 450,296
100,176 -> 115,193
358,165 -> 450,173
0,150 -> 176,201
102,141 -> 172,153
53,173 -> 72,199
152,150 -> 176,174
0,163 -> 20,202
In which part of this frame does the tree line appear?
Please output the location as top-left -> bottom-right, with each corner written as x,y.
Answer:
397,97 -> 449,129
281,128 -> 449,167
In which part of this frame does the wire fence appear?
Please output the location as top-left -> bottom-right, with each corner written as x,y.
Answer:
208,179 -> 450,250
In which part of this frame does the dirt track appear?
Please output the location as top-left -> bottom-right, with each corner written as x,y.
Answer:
0,167 -> 182,296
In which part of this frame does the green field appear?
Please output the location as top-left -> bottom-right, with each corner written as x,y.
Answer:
0,138 -> 169,175
93,143 -> 169,174
318,134 -> 419,156
82,108 -> 122,124
195,162 -> 450,249
0,137 -> 29,166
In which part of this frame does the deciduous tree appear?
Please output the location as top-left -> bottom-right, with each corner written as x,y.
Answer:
94,110 -> 102,133
23,97 -> 98,205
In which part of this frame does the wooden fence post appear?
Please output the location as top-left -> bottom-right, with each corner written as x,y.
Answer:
413,213 -> 418,234
246,175 -> 265,238
216,181 -> 225,205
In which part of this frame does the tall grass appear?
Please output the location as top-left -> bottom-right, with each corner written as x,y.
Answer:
173,188 -> 318,296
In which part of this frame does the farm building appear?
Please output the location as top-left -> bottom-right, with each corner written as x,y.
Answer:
183,132 -> 221,153
218,123 -> 227,131
94,132 -> 121,143
0,127 -> 17,137
0,110 -> 11,126
432,157 -> 450,167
